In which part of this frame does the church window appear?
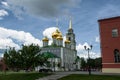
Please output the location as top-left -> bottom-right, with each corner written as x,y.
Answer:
114,49 -> 120,63
68,37 -> 71,41
112,29 -> 118,37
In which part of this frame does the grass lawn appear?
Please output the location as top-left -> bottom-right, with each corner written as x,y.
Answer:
0,72 -> 51,80
58,74 -> 120,80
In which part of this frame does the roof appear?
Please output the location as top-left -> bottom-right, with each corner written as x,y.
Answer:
98,16 -> 120,22
42,36 -> 49,41
52,29 -> 62,39
42,52 -> 59,58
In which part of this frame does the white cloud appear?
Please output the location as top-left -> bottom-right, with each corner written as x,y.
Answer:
0,9 -> 8,19
43,27 -> 58,39
77,51 -> 100,59
0,38 -> 20,49
1,2 -> 9,7
76,42 -> 100,59
76,42 -> 90,51
43,27 -> 57,45
95,36 -> 100,43
0,27 -> 42,50
0,26 -> 66,50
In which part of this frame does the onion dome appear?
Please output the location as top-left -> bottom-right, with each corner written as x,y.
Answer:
65,38 -> 71,43
56,35 -> 63,40
42,36 -> 49,42
52,29 -> 62,38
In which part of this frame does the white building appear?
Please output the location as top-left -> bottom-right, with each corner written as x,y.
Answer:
40,19 -> 79,71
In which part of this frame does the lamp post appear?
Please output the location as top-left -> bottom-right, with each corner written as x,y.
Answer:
84,45 -> 92,75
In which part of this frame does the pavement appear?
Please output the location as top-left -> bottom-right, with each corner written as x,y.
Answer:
36,71 -> 120,80
36,72 -> 71,80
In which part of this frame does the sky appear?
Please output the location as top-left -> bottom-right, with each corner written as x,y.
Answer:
0,0 -> 120,58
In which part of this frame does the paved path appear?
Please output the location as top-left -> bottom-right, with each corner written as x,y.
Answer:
36,71 -> 120,80
36,71 -> 100,80
36,72 -> 71,80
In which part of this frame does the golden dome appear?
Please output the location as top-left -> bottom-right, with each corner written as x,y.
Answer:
52,29 -> 62,38
42,36 -> 49,42
65,38 -> 71,43
57,35 -> 63,40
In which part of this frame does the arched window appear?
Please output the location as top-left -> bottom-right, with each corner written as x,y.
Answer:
114,49 -> 120,63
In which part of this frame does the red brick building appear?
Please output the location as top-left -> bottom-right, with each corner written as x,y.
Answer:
98,16 -> 120,73
0,58 -> 6,71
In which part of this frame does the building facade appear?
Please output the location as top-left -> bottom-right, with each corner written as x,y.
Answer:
98,16 -> 120,73
40,19 -> 78,71
0,58 -> 6,71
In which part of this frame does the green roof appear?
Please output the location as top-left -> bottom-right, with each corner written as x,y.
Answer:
42,52 -> 59,58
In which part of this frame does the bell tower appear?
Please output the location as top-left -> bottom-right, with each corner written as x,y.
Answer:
66,18 -> 76,50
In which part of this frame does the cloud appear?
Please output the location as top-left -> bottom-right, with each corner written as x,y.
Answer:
0,54 -> 3,58
43,27 -> 57,45
97,4 -> 120,19
0,38 -> 20,49
43,27 -> 58,39
0,26 -> 65,50
0,27 -> 42,50
78,51 -> 100,59
76,42 -> 100,59
0,9 -> 8,19
1,1 -> 9,7
95,36 -> 100,43
6,0 -> 81,19
76,42 -> 91,51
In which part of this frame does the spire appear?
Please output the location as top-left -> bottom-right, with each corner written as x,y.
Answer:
69,17 -> 72,29
56,18 -> 59,29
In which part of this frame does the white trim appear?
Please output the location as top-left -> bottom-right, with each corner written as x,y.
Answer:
102,68 -> 120,73
61,47 -> 64,67
102,63 -> 120,64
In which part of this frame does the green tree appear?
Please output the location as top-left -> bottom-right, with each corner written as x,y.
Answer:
80,57 -> 87,69
4,44 -> 49,71
19,44 -> 41,71
87,57 -> 102,70
95,57 -> 102,69
4,47 -> 21,71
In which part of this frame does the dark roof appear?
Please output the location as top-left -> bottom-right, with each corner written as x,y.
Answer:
98,16 -> 120,22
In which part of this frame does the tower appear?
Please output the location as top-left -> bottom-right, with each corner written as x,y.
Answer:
56,35 -> 63,46
65,38 -> 71,48
66,19 -> 76,50
42,36 -> 49,47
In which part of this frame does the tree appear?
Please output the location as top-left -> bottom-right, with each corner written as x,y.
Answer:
80,57 -> 102,71
4,44 -> 48,71
19,44 -> 41,71
4,47 -> 21,71
94,57 -> 102,70
87,58 -> 95,69
80,57 -> 87,69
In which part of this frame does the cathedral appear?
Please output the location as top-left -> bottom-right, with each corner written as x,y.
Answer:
40,19 -> 79,71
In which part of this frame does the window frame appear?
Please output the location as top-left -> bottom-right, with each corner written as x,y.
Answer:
112,29 -> 118,37
114,49 -> 120,63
